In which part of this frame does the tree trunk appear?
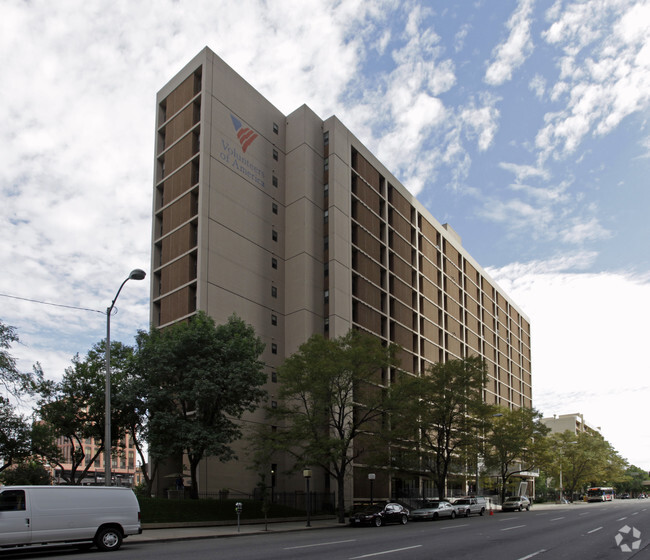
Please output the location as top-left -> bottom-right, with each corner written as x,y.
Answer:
337,475 -> 346,523
189,458 -> 200,499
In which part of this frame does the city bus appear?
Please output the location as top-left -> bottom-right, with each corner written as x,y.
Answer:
586,487 -> 615,502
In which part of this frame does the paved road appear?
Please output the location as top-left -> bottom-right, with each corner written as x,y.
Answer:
2,500 -> 649,559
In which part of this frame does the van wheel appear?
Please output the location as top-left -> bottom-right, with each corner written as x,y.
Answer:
480,508 -> 485,516
95,526 -> 123,551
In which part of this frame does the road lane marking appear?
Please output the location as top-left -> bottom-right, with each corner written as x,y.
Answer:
517,550 -> 546,560
578,512 -> 590,516
501,524 -> 526,531
284,539 -> 356,550
587,527 -> 603,534
617,517 -> 628,521
550,517 -> 565,521
349,545 -> 422,558
438,523 -> 470,529
631,512 -> 639,516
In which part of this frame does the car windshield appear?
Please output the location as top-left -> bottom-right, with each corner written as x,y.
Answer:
360,505 -> 384,514
455,499 -> 469,504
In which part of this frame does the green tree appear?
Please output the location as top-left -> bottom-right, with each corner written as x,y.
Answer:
615,465 -> 649,497
0,321 -> 27,397
266,330 -> 399,523
0,396 -> 32,472
0,460 -> 51,485
391,356 -> 490,499
546,430 -> 627,499
33,340 -> 134,484
483,406 -> 550,504
136,312 -> 267,499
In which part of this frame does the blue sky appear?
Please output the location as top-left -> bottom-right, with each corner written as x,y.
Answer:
1,0 -> 649,470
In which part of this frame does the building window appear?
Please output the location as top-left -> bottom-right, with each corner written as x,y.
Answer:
324,210 -> 329,224
324,262 -> 329,277
271,370 -> 277,383
271,314 -> 277,325
271,343 -> 277,354
324,131 -> 329,145
272,257 -> 278,269
272,400 -> 277,408
324,236 -> 329,251
324,183 -> 329,197
324,317 -> 329,332
324,158 -> 329,171
324,290 -> 329,304
271,286 -> 277,298
272,229 -> 278,242
273,122 -> 279,134
273,148 -> 278,161
272,175 -> 278,188
272,202 -> 278,214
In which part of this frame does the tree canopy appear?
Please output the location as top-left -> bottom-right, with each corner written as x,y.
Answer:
32,340 -> 135,484
135,312 -> 267,498
483,406 -> 550,503
545,430 -> 627,498
266,329 -> 399,523
390,356 -> 490,499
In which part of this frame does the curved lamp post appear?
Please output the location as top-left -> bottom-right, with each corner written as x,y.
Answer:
105,269 -> 146,486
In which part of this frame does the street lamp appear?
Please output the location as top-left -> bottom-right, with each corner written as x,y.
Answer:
368,473 -> 375,505
105,269 -> 146,486
559,441 -> 578,502
303,469 -> 312,527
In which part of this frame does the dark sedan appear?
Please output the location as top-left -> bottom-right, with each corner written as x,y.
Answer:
350,503 -> 410,527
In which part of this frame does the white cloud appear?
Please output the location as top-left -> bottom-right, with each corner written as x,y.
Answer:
536,0 -> 650,161
486,263 -> 650,469
529,73 -> 547,98
484,0 -> 535,86
559,216 -> 612,243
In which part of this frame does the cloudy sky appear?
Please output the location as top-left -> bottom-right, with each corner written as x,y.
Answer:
1,0 -> 649,471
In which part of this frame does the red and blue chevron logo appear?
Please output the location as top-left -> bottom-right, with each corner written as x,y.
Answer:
231,115 -> 258,153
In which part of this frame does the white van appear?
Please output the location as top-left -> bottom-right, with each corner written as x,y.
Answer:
0,485 -> 141,552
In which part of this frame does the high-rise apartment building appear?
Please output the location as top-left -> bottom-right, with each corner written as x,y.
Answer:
151,47 -> 532,502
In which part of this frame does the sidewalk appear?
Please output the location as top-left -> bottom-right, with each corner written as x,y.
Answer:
129,502 -> 582,545
130,517 -> 341,544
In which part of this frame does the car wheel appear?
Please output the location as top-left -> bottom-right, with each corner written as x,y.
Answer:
400,514 -> 408,525
94,526 -> 123,552
374,517 -> 383,527
451,511 -> 456,519
433,512 -> 439,520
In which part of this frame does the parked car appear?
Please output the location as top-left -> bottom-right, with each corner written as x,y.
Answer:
452,496 -> 488,516
350,503 -> 409,527
501,496 -> 531,512
409,500 -> 457,521
620,493 -> 631,499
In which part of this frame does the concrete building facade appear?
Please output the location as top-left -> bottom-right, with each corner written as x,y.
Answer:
150,47 -> 532,503
542,413 -> 601,437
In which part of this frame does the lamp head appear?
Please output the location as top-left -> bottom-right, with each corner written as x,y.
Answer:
129,269 -> 146,281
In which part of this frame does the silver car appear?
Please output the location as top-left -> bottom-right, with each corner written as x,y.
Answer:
501,496 -> 531,512
409,500 -> 457,521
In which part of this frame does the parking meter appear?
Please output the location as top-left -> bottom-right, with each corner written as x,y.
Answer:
235,502 -> 243,532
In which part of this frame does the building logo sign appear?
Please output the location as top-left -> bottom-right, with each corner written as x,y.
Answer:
217,115 -> 265,187
230,115 -> 258,153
